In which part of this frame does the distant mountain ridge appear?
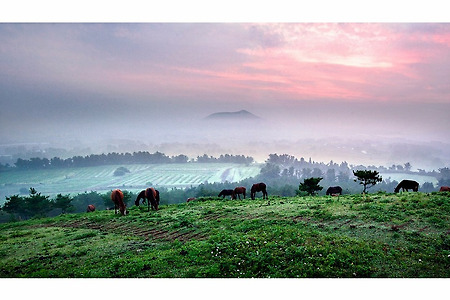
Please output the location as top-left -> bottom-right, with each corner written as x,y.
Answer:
205,110 -> 260,120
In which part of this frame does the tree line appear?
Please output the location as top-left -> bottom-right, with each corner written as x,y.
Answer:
2,165 -> 450,223
261,153 -> 450,192
2,151 -> 254,170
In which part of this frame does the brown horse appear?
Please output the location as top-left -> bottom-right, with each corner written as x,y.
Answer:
111,189 -> 127,215
186,197 -> 196,203
233,187 -> 246,199
145,187 -> 160,211
394,180 -> 419,193
218,189 -> 234,199
135,188 -> 160,211
326,186 -> 342,196
439,186 -> 450,192
86,204 -> 96,213
251,182 -> 268,200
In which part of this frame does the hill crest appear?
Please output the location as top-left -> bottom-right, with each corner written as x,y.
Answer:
204,110 -> 260,120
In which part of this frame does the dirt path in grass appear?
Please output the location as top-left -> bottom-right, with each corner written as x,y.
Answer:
35,219 -> 208,243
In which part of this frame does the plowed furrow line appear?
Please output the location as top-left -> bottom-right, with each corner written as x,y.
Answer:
33,221 -> 208,242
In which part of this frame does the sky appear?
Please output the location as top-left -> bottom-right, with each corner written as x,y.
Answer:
1,19 -> 450,168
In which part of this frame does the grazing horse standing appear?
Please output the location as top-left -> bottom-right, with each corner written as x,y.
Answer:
135,188 -> 160,211
326,186 -> 343,196
186,197 -> 196,203
251,182 -> 268,200
135,190 -> 146,206
145,187 -> 160,211
233,187 -> 246,199
394,180 -> 419,193
111,189 -> 127,215
218,189 -> 234,199
439,186 -> 450,192
86,204 -> 96,213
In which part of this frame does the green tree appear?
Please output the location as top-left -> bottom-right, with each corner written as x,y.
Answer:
298,177 -> 323,196
2,195 -> 26,220
421,182 -> 435,193
353,170 -> 382,194
438,167 -> 450,186
260,163 -> 281,179
73,191 -> 104,212
25,188 -> 52,218
53,194 -> 74,214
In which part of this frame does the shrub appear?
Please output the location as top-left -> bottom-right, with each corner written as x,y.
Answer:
113,167 -> 131,176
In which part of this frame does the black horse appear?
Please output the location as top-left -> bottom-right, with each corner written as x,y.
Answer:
394,180 -> 419,193
218,189 -> 234,199
251,182 -> 268,200
326,186 -> 343,196
135,188 -> 160,211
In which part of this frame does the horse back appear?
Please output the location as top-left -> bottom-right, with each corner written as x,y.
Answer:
145,187 -> 157,200
111,189 -> 124,203
252,182 -> 266,192
440,186 -> 450,192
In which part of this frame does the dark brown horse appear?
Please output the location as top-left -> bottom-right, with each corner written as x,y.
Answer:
326,186 -> 343,196
218,189 -> 234,199
135,188 -> 160,211
439,186 -> 450,192
86,204 -> 95,213
394,180 -> 419,193
251,182 -> 268,200
186,197 -> 196,203
111,189 -> 127,215
233,187 -> 246,199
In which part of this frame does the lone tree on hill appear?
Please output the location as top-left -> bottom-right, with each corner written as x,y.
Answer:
298,177 -> 323,196
353,170 -> 382,194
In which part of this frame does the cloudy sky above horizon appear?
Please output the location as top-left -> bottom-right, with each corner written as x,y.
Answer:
1,22 -> 450,146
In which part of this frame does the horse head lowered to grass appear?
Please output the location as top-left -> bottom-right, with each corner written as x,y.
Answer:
218,189 -> 234,199
394,180 -> 419,193
111,189 -> 127,215
135,188 -> 160,211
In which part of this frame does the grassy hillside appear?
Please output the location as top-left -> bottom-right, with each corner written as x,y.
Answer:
0,192 -> 449,278
0,163 -> 261,205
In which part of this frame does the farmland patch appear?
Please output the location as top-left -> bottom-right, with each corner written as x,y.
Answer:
0,163 -> 261,205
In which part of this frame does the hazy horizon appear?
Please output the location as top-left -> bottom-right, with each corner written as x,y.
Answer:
1,23 -> 450,170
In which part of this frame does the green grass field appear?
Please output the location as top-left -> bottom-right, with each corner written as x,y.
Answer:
1,192 -> 449,278
0,163 -> 261,205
